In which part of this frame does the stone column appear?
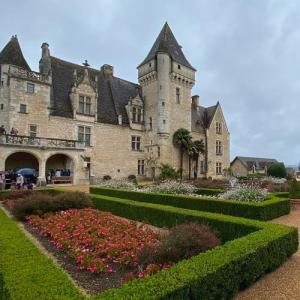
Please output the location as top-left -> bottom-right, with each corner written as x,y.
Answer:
38,157 -> 46,186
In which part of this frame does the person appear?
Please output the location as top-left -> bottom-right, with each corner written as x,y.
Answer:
46,172 -> 51,184
0,172 -> 5,190
16,174 -> 24,190
55,169 -> 61,177
10,127 -> 18,135
0,125 -> 6,135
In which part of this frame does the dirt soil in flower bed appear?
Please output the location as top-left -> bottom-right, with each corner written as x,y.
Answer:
24,221 -> 126,294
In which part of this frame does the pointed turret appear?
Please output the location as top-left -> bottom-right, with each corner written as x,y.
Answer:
0,35 -> 31,71
138,22 -> 195,70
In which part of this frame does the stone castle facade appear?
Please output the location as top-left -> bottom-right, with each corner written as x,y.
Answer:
0,23 -> 230,184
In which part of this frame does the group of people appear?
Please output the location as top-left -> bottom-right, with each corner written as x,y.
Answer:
0,125 -> 18,135
0,171 -> 35,190
46,169 -> 71,184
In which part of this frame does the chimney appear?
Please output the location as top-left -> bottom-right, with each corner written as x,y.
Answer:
192,95 -> 199,110
101,64 -> 113,76
39,42 -> 51,76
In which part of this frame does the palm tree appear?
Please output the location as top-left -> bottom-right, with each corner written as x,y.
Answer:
200,110 -> 211,178
192,140 -> 205,179
187,140 -> 196,180
173,128 -> 192,181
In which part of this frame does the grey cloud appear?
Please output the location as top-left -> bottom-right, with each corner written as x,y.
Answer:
1,0 -> 299,165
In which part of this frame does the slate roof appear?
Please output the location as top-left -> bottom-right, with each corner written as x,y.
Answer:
138,22 -> 196,70
232,156 -> 278,171
0,36 -> 31,71
50,56 -> 141,124
191,104 -> 218,132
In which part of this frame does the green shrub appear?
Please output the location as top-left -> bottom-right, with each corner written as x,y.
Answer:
90,187 -> 290,221
159,164 -> 179,180
88,194 -> 298,300
289,179 -> 300,199
267,162 -> 287,178
10,191 -> 93,220
140,222 -> 221,265
195,187 -> 225,196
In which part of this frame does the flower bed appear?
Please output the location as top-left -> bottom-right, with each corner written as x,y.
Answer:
27,209 -> 162,278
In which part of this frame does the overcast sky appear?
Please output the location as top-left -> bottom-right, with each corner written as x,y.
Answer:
1,0 -> 299,165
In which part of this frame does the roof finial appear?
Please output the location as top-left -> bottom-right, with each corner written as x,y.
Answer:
83,59 -> 90,67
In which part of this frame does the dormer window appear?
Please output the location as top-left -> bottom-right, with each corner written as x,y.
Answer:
177,64 -> 181,69
78,95 -> 92,115
132,107 -> 143,123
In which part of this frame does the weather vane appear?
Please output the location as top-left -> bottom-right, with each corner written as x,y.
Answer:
83,59 -> 90,67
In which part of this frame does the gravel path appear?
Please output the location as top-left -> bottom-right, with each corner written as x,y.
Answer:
235,210 -> 300,300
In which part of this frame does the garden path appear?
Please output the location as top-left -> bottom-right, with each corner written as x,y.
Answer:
235,210 -> 300,300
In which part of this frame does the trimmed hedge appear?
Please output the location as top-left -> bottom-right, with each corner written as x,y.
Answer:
89,194 -> 298,299
90,187 -> 290,220
0,208 -> 83,300
1,191 -> 297,299
195,187 -> 225,196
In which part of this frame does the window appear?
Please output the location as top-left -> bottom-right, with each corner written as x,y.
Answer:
78,95 -> 92,115
29,125 -> 37,137
149,62 -> 151,67
178,64 -> 181,69
137,108 -> 142,123
216,122 -> 222,134
176,87 -> 180,104
0,104 -> 3,110
161,101 -> 165,106
20,104 -> 27,113
138,160 -> 145,175
157,146 -> 160,158
1,80 -> 3,87
216,162 -> 222,175
216,140 -> 222,155
78,126 -> 91,146
132,107 -> 142,123
149,117 -> 152,130
27,83 -> 35,93
131,136 -> 141,151
200,161 -> 205,174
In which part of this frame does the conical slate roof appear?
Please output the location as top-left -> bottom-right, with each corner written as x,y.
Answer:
138,22 -> 195,70
0,35 -> 31,71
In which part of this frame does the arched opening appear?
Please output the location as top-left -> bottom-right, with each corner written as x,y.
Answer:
46,154 -> 74,184
5,152 -> 39,186
5,152 -> 39,172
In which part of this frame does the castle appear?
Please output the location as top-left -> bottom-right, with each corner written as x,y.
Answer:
0,23 -> 230,184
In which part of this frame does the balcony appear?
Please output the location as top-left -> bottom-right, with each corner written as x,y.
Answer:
0,134 -> 85,150
8,65 -> 51,85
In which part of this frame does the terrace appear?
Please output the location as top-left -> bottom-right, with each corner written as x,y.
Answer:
0,134 -> 85,150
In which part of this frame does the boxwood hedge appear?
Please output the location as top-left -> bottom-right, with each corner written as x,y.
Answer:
0,191 -> 297,300
90,194 -> 297,299
90,187 -> 290,221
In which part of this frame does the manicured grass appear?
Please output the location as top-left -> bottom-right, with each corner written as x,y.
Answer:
90,187 -> 290,220
0,208 -> 83,300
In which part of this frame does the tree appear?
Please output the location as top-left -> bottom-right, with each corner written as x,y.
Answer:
289,179 -> 300,199
267,162 -> 287,178
159,164 -> 179,181
191,140 -> 205,179
200,110 -> 210,178
173,128 -> 192,181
